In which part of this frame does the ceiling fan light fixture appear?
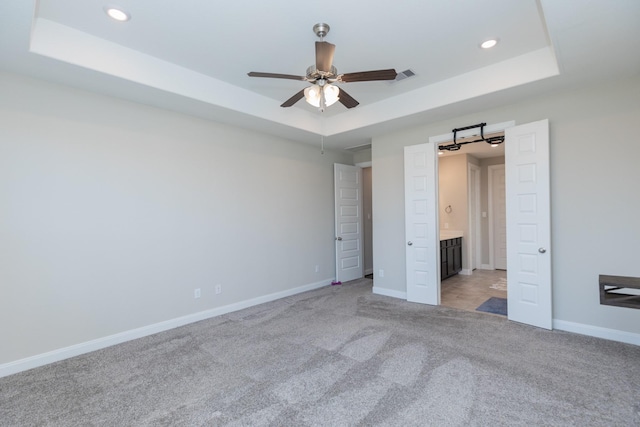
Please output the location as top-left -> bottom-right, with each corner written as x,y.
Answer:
304,84 -> 339,108
323,84 -> 340,106
304,86 -> 320,106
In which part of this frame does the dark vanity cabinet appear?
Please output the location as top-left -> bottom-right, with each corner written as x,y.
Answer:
440,237 -> 462,280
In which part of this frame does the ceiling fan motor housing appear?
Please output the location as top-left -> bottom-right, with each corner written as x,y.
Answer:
306,65 -> 337,81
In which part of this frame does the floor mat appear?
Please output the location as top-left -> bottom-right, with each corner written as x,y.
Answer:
476,297 -> 507,316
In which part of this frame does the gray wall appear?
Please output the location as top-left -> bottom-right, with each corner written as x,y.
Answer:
372,75 -> 640,336
352,148 -> 372,165
0,72 -> 352,365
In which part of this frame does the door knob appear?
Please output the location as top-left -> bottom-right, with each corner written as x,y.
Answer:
407,241 -> 413,246
336,237 -> 343,241
538,247 -> 546,253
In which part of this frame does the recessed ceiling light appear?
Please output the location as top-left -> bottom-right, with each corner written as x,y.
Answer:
480,39 -> 498,49
104,6 -> 130,22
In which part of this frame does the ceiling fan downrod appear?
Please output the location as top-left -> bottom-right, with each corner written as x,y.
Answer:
313,23 -> 330,40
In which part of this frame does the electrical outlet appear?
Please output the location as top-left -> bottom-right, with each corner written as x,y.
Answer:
379,269 -> 384,278
215,284 -> 222,295
194,288 -> 201,299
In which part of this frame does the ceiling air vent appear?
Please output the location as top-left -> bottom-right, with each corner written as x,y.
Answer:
345,143 -> 371,152
394,69 -> 416,82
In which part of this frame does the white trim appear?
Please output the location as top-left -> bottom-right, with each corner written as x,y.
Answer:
460,269 -> 472,275
553,320 -> 640,347
480,264 -> 493,270
355,161 -> 372,168
372,286 -> 407,300
0,278 -> 333,378
365,268 -> 373,275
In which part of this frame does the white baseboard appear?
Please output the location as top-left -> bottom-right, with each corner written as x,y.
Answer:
0,278 -> 333,379
460,269 -> 472,276
480,264 -> 493,270
553,319 -> 640,346
364,268 -> 373,275
372,286 -> 407,300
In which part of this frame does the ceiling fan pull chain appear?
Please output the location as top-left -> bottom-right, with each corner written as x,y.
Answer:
319,85 -> 327,112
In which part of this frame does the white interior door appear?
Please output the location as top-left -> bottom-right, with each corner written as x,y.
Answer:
334,164 -> 363,283
505,119 -> 552,329
404,144 -> 439,304
490,165 -> 507,270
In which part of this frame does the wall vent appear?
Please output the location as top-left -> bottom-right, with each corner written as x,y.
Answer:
394,69 -> 416,82
599,275 -> 640,309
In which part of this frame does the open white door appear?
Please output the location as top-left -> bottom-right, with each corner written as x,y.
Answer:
404,144 -> 439,304
334,164 -> 363,282
505,119 -> 552,329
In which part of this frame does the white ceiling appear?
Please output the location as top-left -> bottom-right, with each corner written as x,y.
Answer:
1,1 -> 639,150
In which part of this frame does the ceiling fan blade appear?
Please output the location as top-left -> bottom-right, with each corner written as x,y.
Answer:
248,72 -> 306,81
337,87 -> 359,109
280,89 -> 306,108
338,69 -> 398,83
315,41 -> 336,73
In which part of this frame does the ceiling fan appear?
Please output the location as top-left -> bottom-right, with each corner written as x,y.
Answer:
247,23 -> 397,112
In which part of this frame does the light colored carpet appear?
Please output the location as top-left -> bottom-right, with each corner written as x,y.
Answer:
2,278 -> 639,426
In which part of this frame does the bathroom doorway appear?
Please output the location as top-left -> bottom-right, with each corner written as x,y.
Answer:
437,132 -> 507,314
405,119 -> 551,327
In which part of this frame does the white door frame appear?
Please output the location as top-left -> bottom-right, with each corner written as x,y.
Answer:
429,120 -> 553,329
427,120 -> 514,280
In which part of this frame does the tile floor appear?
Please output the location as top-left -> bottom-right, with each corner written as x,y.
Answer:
440,269 -> 507,315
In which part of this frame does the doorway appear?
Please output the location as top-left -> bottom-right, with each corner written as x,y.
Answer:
437,137 -> 506,314
404,119 -> 552,329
